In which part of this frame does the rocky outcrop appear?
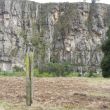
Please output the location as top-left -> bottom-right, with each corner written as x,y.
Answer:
0,0 -> 38,71
0,0 -> 110,72
51,3 -> 110,72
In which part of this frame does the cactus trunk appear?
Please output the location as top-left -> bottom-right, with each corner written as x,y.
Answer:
25,49 -> 34,106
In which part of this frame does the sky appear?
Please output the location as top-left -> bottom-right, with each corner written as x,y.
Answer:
29,0 -> 110,4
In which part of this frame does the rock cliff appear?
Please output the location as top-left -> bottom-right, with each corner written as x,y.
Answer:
0,0 -> 110,72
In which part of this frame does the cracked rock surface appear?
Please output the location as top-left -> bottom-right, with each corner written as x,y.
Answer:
0,0 -> 110,72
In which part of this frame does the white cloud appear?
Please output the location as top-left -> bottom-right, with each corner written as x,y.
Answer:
29,0 -> 110,4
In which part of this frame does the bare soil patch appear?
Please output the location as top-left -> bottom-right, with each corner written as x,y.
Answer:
0,77 -> 110,110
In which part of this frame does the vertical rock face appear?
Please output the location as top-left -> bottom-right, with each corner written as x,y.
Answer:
0,0 -> 39,71
0,0 -> 110,72
51,3 -> 110,72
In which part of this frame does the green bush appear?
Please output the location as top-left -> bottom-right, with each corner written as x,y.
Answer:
101,55 -> 110,77
33,69 -> 55,77
65,72 -> 79,77
38,62 -> 74,77
33,68 -> 80,77
101,26 -> 110,78
84,72 -> 101,77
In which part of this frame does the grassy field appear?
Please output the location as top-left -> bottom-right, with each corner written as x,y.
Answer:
0,77 -> 110,110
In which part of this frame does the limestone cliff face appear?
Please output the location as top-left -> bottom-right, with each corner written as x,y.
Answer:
0,0 -> 38,70
0,0 -> 110,72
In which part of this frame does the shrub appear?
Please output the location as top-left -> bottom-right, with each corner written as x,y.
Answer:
33,69 -> 55,77
101,26 -> 110,77
38,62 -> 74,77
65,72 -> 79,77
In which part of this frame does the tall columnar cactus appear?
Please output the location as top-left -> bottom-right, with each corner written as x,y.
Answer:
25,46 -> 34,106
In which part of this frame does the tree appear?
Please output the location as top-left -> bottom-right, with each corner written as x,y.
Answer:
101,26 -> 110,77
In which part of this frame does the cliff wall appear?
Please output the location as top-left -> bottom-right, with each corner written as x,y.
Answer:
0,0 -> 110,72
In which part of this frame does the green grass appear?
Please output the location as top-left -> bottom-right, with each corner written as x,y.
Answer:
0,69 -> 102,78
0,100 -> 12,110
0,71 -> 25,77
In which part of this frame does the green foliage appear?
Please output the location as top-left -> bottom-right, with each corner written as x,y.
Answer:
31,32 -> 46,62
101,55 -> 110,77
101,27 -> 110,78
102,39 -> 110,54
0,69 -> 101,78
33,68 -> 79,77
84,72 -> 102,77
0,71 -> 25,77
65,72 -> 79,77
54,4 -> 77,39
31,31 -> 45,49
33,69 -> 55,77
37,62 -> 80,77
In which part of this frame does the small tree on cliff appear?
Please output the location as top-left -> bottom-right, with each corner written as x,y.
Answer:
101,26 -> 110,77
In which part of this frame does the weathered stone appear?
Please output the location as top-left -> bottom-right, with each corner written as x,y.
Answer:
0,0 -> 110,72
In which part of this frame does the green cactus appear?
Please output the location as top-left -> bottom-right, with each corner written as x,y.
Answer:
25,49 -> 34,106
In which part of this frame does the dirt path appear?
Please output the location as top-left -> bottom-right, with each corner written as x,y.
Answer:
0,77 -> 110,110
